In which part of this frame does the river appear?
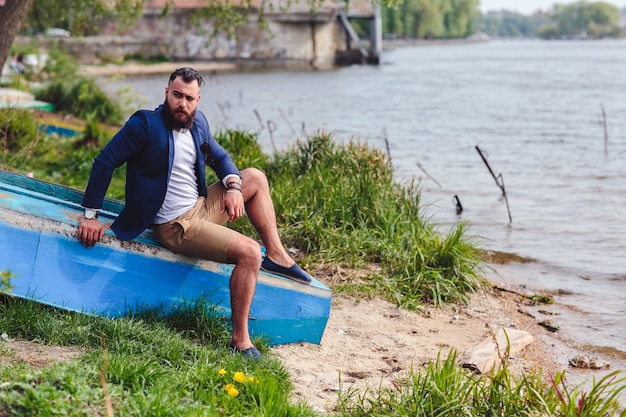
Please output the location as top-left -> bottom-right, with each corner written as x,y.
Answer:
120,39 -> 626,379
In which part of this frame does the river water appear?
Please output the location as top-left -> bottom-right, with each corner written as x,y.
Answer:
121,40 -> 625,376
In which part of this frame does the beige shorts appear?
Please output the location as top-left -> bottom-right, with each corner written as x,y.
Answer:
151,182 -> 239,263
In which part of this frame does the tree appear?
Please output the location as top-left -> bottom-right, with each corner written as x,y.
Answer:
382,0 -> 479,39
0,0 -> 35,73
26,0 -> 144,36
552,1 -> 622,38
0,0 -> 137,72
474,11 -> 549,38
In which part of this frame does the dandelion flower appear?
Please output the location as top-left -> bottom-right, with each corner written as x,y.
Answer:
233,371 -> 246,383
218,369 -> 227,377
224,383 -> 235,392
248,376 -> 255,383
227,386 -> 239,397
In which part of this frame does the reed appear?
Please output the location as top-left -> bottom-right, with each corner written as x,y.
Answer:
336,350 -> 626,417
229,130 -> 486,308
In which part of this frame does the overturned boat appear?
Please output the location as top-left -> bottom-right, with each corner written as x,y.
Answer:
0,169 -> 331,345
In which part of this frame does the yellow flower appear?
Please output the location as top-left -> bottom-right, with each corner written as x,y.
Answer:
218,369 -> 227,377
233,371 -> 246,383
224,383 -> 235,392
227,386 -> 239,397
248,376 -> 255,383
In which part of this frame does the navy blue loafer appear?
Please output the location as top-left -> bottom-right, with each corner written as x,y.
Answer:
230,344 -> 263,360
261,257 -> 313,285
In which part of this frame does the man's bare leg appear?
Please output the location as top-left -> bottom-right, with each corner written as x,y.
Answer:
226,234 -> 262,352
240,168 -> 294,268
224,167 -> 300,354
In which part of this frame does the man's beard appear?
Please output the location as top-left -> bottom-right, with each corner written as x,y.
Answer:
162,99 -> 196,130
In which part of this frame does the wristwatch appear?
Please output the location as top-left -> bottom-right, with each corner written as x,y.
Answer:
84,209 -> 98,220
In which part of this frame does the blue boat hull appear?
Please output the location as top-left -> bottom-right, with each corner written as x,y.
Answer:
0,170 -> 331,345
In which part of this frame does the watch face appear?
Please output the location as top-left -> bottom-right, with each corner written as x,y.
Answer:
85,209 -> 96,219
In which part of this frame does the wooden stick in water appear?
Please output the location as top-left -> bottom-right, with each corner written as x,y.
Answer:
475,145 -> 512,224
601,103 -> 608,157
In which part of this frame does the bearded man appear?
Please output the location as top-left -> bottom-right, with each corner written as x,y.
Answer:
77,67 -> 313,360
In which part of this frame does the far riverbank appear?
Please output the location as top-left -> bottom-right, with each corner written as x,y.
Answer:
78,37 -> 491,77
79,61 -> 238,77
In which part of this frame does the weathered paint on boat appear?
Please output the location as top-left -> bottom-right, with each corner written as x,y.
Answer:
0,169 -> 331,345
0,88 -> 55,112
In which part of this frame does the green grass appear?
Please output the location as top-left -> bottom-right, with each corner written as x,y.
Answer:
336,350 -> 626,417
0,295 -> 314,416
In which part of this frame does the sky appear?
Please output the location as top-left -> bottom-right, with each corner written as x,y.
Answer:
480,0 -> 626,14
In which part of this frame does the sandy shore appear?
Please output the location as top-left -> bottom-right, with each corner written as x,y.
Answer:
272,268 -> 562,413
79,62 -> 238,77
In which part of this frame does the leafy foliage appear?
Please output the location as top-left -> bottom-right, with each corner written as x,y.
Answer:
474,10 -> 550,38
0,109 -> 38,155
35,77 -> 124,125
0,109 -> 124,194
473,1 -> 624,39
31,49 -> 125,125
382,0 -> 480,39
26,0 -> 144,36
542,0 -> 624,39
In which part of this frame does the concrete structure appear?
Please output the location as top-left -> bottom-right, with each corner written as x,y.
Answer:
67,0 -> 381,69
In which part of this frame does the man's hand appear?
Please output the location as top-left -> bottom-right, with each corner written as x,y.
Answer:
222,190 -> 245,222
77,218 -> 105,248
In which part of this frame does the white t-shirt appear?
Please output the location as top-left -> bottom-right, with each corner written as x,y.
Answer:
153,129 -> 199,224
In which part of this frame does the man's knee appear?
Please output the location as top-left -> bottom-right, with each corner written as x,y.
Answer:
229,236 -> 262,267
241,167 -> 268,188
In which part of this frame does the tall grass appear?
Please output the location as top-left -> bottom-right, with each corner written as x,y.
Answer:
336,350 -> 626,417
252,131 -> 485,308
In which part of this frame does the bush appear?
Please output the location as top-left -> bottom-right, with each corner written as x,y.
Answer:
28,47 -> 124,125
35,77 -> 124,125
0,109 -> 38,155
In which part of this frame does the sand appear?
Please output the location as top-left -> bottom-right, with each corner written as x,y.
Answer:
272,282 -> 561,413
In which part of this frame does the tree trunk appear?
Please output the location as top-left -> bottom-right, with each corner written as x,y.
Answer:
0,0 -> 35,73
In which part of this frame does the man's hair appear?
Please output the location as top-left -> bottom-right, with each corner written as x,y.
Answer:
169,67 -> 205,87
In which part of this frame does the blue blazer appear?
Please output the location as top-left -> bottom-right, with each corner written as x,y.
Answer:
82,105 -> 240,241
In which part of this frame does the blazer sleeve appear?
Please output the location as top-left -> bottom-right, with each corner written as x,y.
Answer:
196,112 -> 240,181
82,111 -> 151,209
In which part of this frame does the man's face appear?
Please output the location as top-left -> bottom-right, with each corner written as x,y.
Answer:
163,76 -> 201,130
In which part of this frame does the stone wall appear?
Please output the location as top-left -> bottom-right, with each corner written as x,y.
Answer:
84,7 -> 349,69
